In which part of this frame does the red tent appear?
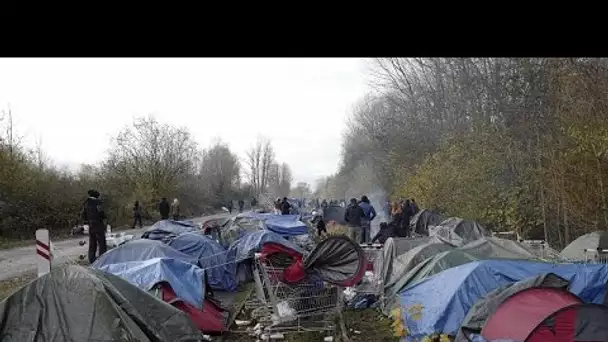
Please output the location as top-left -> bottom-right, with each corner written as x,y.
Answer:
481,287 -> 582,341
527,303 -> 608,342
158,283 -> 227,334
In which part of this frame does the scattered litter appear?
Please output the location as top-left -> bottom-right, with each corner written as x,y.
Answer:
343,287 -> 356,301
324,337 -> 334,342
269,332 -> 285,339
235,319 -> 251,326
271,301 -> 296,324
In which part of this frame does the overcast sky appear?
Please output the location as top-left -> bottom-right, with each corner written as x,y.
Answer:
0,58 -> 371,187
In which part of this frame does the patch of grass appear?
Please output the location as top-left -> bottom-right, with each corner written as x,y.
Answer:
0,272 -> 36,301
0,238 -> 35,250
342,309 -> 399,342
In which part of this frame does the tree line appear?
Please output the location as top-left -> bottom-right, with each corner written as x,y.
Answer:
0,114 -> 295,241
320,58 -> 608,249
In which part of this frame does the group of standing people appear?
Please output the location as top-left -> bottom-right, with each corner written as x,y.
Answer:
343,195 -> 377,244
386,198 -> 419,238
157,197 -> 180,221
225,199 -> 247,214
274,197 -> 292,215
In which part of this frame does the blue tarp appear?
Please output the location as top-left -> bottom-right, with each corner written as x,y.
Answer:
398,260 -> 608,340
142,220 -> 199,240
167,232 -> 237,292
227,230 -> 303,263
265,216 -> 308,236
235,212 -> 308,236
92,239 -> 199,268
468,335 -> 520,342
96,257 -> 206,309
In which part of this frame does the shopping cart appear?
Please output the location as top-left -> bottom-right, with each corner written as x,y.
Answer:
355,243 -> 384,306
245,252 -> 342,336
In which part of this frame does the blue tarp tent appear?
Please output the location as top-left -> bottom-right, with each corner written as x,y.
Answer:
234,212 -> 308,236
265,216 -> 308,236
92,239 -> 199,268
96,257 -> 206,309
141,220 -> 199,240
398,260 -> 608,340
167,232 -> 237,292
228,230 -> 303,263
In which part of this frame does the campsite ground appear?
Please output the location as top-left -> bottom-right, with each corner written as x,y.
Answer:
221,309 -> 398,341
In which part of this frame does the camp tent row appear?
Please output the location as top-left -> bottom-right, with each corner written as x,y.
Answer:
374,209 -> 608,341
0,214 -> 368,341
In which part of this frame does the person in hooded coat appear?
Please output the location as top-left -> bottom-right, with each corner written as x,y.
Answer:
280,197 -> 292,215
82,189 -> 107,264
158,197 -> 170,220
238,199 -> 245,213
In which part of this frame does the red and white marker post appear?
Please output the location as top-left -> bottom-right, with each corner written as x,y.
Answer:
35,229 -> 51,277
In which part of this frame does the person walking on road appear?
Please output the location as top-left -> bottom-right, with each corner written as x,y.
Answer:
132,200 -> 143,228
238,199 -> 245,213
344,198 -> 365,242
159,197 -> 170,220
82,189 -> 107,264
359,195 -> 377,244
171,198 -> 180,221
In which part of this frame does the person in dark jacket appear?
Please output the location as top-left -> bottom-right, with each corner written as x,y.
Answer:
238,199 -> 245,213
251,197 -> 258,208
344,198 -> 365,242
312,213 -> 327,237
82,189 -> 107,264
359,195 -> 377,244
410,199 -> 419,214
132,200 -> 142,229
372,221 -> 393,244
397,199 -> 414,237
159,197 -> 170,220
280,197 -> 291,215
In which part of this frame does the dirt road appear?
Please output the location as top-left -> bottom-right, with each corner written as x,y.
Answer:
0,213 -> 231,281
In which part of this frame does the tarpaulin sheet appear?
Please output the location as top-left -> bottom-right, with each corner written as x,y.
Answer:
167,232 -> 237,292
142,220 -> 199,240
433,217 -> 489,245
398,259 -> 608,340
97,257 -> 206,309
0,265 -> 202,342
560,231 -> 608,261
264,216 -> 308,236
459,237 -> 537,260
227,230 -> 302,264
304,236 -> 366,286
384,241 -> 454,292
410,209 -> 447,235
92,238 -> 199,267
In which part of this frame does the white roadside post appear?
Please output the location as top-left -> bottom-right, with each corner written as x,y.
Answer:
35,229 -> 52,277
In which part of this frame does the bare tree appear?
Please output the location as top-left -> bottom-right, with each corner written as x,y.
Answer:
245,136 -> 275,197
106,115 -> 199,200
200,140 -> 241,205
